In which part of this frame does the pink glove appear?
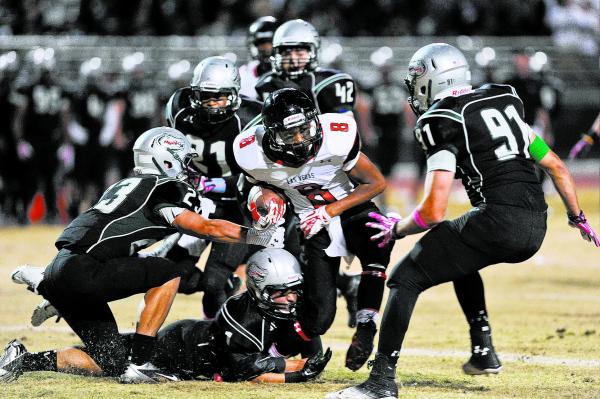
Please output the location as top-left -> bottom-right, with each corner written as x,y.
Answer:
197,176 -> 226,194
17,140 -> 34,160
365,211 -> 402,248
568,211 -> 600,247
300,207 -> 331,239
568,137 -> 593,159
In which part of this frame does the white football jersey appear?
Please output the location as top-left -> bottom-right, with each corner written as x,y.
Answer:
233,113 -> 361,216
239,60 -> 260,100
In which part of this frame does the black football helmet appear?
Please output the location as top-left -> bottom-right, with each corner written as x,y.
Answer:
262,88 -> 322,168
247,16 -> 278,66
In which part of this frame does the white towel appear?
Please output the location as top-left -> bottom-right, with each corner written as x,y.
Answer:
324,216 -> 350,257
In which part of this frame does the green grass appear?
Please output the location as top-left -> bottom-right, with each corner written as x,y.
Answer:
1,188 -> 599,398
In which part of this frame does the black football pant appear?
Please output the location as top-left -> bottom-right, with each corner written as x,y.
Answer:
299,202 -> 392,338
38,249 -> 188,376
377,204 -> 547,357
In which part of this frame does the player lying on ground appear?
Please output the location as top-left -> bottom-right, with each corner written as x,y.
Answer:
0,249 -> 331,384
328,43 -> 599,399
1,127 -> 284,384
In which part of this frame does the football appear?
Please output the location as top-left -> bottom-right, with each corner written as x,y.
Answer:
247,185 -> 287,229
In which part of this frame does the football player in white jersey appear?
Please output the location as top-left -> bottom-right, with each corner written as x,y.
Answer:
234,88 -> 393,371
239,16 -> 278,100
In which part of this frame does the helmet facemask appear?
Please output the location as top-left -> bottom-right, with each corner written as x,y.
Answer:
265,113 -> 322,167
404,59 -> 431,116
271,45 -> 317,79
256,285 -> 303,320
190,87 -> 241,124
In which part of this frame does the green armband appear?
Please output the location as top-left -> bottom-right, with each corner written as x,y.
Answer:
529,134 -> 551,162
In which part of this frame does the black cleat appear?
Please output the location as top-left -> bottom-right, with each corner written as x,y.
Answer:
463,330 -> 502,375
345,320 -> 377,371
0,340 -> 28,383
328,355 -> 398,398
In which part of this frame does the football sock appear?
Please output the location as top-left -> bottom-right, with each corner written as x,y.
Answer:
377,286 -> 420,358
130,333 -> 156,365
19,351 -> 58,372
357,264 -> 387,311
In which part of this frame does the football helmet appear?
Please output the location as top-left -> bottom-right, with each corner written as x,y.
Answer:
246,248 -> 303,320
262,88 -> 322,168
405,43 -> 471,115
133,127 -> 199,182
247,16 -> 278,64
271,19 -> 320,78
190,56 -> 241,124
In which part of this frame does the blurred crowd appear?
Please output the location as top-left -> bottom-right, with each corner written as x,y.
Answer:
0,0 -> 599,54
0,42 -> 567,225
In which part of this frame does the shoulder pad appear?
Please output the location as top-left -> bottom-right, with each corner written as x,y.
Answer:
319,113 -> 360,157
417,99 -> 464,125
312,70 -> 355,95
477,83 -> 519,98
165,87 -> 194,127
233,125 -> 264,171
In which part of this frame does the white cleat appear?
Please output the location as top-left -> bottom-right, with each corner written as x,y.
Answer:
0,340 -> 28,383
31,300 -> 60,327
11,265 -> 44,294
120,362 -> 180,384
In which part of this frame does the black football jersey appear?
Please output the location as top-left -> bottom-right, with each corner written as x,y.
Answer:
255,67 -> 355,114
165,87 -> 263,178
119,85 -> 160,140
414,84 -> 546,210
16,79 -> 68,143
55,175 -> 201,261
70,84 -> 112,144
211,294 -> 282,381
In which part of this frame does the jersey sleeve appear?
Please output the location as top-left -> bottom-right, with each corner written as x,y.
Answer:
319,113 -> 361,171
147,179 -> 200,225
314,72 -> 355,114
165,87 -> 196,130
414,109 -> 463,172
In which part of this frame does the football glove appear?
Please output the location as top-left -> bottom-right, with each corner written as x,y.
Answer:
197,176 -> 226,194
365,211 -> 403,248
568,210 -> 600,247
300,207 -> 331,239
301,348 -> 332,381
245,223 -> 285,248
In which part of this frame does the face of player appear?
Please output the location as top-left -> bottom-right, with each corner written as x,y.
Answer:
199,94 -> 230,109
276,120 -> 317,145
280,47 -> 310,74
270,288 -> 298,308
256,42 -> 273,59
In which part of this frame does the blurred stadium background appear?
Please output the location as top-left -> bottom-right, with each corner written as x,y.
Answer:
0,0 -> 598,225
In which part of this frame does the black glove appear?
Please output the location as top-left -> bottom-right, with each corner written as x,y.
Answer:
300,347 -> 332,380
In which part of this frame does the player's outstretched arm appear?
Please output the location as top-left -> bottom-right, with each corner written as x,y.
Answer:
568,113 -> 600,159
532,132 -> 599,246
173,210 -> 284,247
366,169 -> 454,247
252,348 -> 332,383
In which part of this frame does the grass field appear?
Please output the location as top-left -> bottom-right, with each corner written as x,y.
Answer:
0,187 -> 599,399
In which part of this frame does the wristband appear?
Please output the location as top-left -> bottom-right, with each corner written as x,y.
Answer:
412,209 -> 434,230
583,131 -> 597,144
284,371 -> 305,383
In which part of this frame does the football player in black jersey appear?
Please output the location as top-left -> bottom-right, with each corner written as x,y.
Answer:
1,249 -> 330,384
145,248 -> 330,383
255,19 -> 362,330
255,19 -> 355,115
164,56 -> 263,318
328,43 -> 599,399
0,127 -> 284,384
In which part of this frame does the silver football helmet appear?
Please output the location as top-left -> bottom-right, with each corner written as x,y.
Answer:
271,19 -> 320,78
133,127 -> 198,181
405,43 -> 471,115
190,56 -> 241,124
246,248 -> 303,320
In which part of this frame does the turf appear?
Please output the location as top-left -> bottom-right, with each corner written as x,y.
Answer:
0,188 -> 598,398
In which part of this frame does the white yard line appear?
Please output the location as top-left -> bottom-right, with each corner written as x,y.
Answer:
1,325 -> 598,368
